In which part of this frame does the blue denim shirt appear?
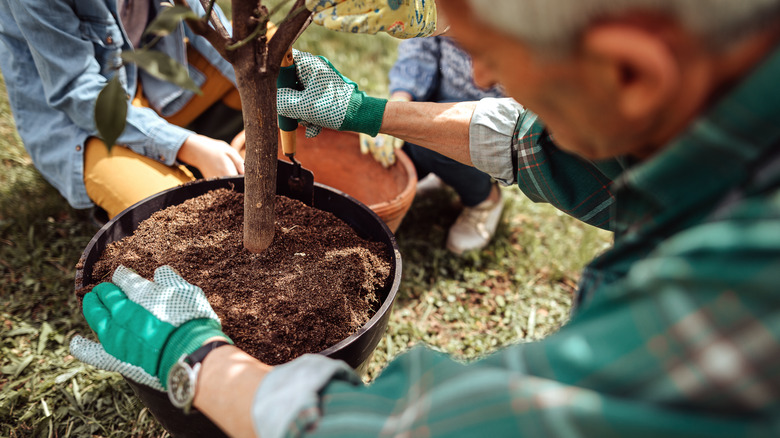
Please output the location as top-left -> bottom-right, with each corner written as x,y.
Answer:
388,36 -> 504,103
0,0 -> 235,209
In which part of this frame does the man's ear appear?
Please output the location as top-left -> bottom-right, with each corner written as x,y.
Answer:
580,23 -> 681,120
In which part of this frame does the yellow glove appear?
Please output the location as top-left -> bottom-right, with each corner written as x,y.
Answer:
359,132 -> 405,168
306,0 -> 437,39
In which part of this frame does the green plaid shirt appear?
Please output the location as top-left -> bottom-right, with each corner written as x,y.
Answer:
252,44 -> 780,438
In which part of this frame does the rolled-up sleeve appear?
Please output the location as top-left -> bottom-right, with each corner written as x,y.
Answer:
252,355 -> 361,438
469,97 -> 617,230
468,97 -> 525,186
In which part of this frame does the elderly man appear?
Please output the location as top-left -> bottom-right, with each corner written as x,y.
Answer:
71,0 -> 780,437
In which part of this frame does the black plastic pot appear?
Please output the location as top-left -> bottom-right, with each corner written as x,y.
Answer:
75,167 -> 402,438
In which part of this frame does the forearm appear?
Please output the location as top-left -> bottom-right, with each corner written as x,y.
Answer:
195,344 -> 272,438
380,100 -> 477,165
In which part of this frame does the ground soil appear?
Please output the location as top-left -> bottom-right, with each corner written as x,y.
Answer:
80,188 -> 391,365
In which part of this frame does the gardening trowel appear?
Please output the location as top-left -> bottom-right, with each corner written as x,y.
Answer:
277,47 -> 314,206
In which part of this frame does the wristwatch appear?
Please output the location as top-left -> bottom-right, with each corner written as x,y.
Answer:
167,340 -> 230,414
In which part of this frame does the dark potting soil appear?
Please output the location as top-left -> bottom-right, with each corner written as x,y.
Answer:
79,188 -> 391,365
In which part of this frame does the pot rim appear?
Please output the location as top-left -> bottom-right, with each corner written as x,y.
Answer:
365,147 -> 417,211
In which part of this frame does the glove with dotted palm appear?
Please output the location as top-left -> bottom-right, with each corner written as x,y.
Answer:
69,265 -> 231,391
276,49 -> 388,138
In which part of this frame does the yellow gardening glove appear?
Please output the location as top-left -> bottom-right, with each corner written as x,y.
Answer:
306,0 -> 437,39
359,132 -> 405,168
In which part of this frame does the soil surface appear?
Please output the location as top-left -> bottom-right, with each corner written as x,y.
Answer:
80,188 -> 391,365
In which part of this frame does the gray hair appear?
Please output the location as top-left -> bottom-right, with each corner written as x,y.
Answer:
465,0 -> 780,53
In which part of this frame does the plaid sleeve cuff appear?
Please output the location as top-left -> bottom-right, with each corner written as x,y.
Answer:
469,98 -> 524,186
251,354 -> 361,438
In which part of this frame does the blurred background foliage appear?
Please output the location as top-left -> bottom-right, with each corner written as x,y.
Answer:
0,1 -> 612,436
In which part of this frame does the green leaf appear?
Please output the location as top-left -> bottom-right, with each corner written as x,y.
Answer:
142,5 -> 199,38
121,50 -> 201,94
94,75 -> 128,153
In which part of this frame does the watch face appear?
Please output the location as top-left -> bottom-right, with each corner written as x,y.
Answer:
167,362 -> 196,410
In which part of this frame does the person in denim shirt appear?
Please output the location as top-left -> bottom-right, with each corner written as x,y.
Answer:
0,0 -> 244,221
363,36 -> 506,254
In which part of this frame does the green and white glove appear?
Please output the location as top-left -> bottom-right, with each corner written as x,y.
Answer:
359,132 -> 405,168
277,49 -> 388,138
69,265 -> 231,391
357,93 -> 411,167
306,0 -> 437,39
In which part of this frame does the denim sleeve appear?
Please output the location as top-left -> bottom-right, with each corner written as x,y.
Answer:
6,0 -> 192,165
388,38 -> 440,101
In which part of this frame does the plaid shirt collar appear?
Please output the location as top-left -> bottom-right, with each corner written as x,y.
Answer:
612,43 -> 780,236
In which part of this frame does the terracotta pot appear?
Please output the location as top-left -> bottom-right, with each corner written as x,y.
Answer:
279,127 -> 417,232
75,172 -> 402,438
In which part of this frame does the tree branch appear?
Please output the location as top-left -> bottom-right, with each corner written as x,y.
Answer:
267,1 -> 312,64
196,0 -> 231,40
170,0 -> 231,60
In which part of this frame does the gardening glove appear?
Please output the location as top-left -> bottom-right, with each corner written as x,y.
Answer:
359,133 -> 404,167
357,93 -> 411,167
69,265 -> 232,392
306,0 -> 437,39
277,49 -> 387,138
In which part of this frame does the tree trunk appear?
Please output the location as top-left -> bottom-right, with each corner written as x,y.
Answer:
184,0 -> 311,253
235,62 -> 280,253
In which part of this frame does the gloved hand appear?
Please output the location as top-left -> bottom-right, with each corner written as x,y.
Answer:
69,265 -> 231,391
359,133 -> 404,167
277,49 -> 387,138
306,0 -> 437,39
357,92 -> 411,167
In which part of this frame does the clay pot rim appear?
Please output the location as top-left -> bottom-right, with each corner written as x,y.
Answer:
365,147 -> 417,211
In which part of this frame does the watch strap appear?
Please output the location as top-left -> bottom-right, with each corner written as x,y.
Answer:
158,319 -> 231,387
185,340 -> 231,366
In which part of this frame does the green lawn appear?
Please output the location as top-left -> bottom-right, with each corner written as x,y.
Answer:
0,9 -> 612,438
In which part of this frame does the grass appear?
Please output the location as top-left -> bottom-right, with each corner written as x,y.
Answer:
0,6 -> 613,437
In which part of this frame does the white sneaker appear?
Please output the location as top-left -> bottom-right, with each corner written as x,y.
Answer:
446,188 -> 504,255
415,173 -> 444,197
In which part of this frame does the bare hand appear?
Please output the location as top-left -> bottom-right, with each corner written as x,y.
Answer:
230,130 -> 247,160
177,134 -> 245,178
